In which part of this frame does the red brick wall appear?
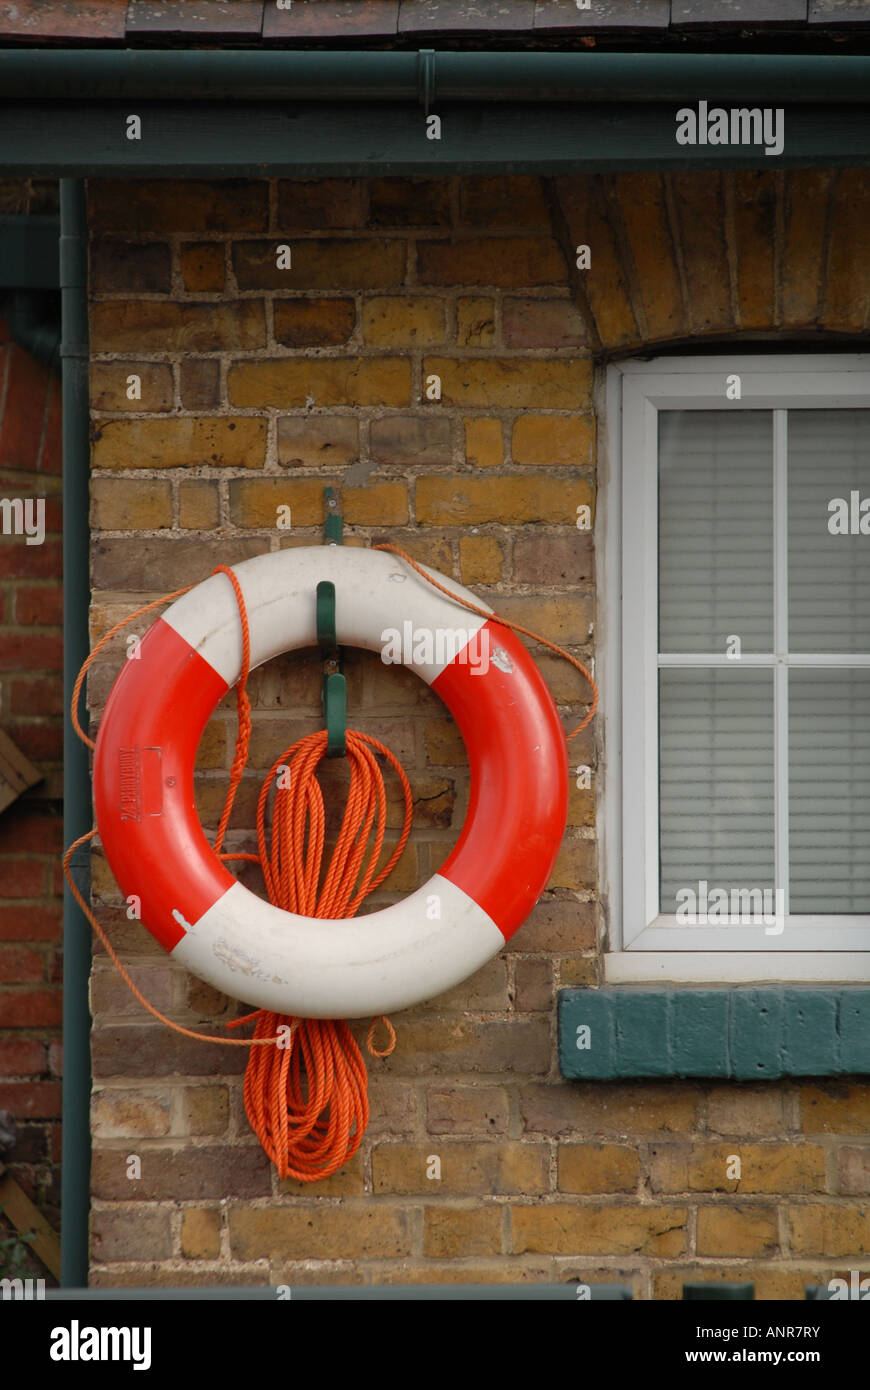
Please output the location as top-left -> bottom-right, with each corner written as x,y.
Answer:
0,312 -> 64,1239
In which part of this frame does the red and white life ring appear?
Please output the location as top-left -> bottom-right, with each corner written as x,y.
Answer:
92,548 -> 568,1019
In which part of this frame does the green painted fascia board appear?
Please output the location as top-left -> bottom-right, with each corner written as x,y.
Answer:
559,987 -> 870,1081
0,101 -> 868,177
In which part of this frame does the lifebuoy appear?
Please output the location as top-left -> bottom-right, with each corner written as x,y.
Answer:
92,548 -> 568,1018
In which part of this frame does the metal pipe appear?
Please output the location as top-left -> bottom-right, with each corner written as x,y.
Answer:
0,50 -> 868,103
59,178 -> 91,1290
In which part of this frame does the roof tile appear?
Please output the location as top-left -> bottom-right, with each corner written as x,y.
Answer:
534,0 -> 670,29
398,0 -> 536,33
263,0 -> 399,38
672,0 -> 808,25
0,0 -> 127,42
126,1 -> 265,39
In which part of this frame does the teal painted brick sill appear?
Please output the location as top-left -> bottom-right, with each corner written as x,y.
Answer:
558,987 -> 870,1080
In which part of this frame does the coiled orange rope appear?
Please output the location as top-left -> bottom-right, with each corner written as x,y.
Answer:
64,547 -> 597,1183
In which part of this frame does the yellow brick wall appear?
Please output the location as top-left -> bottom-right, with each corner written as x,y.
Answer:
86,172 -> 870,1297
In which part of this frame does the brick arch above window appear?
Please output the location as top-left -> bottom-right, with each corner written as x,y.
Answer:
548,168 -> 870,352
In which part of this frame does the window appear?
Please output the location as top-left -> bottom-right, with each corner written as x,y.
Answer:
602,355 -> 870,983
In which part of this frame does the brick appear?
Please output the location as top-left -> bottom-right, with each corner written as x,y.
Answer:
90,240 -> 171,294
733,171 -> 777,331
423,1207 -> 502,1258
0,945 -> 43,983
91,477 -> 173,531
274,298 -> 356,348
613,172 -> 685,342
94,536 -> 270,593
418,474 -> 592,526
789,1204 -> 870,1257
464,418 -> 502,468
368,1079 -> 417,1137
418,237 -> 567,289
92,1208 -> 172,1263
784,989 -> 840,1075
512,532 -> 593,587
91,1089 -> 171,1139
838,1147 -> 870,1195
91,1145 -> 270,1200
423,717 -> 465,766
0,537 -> 62,580
458,535 -> 503,586
558,1144 -> 639,1194
840,992 -> 870,1072
372,1141 -> 548,1195
513,899 -> 596,954
552,176 -> 639,349
426,1086 -> 509,1136
0,1038 -> 46,1074
276,180 -> 368,231
14,584 -> 62,625
502,297 -> 587,348
0,1081 -> 61,1119
90,362 -> 174,413
230,477 -> 328,529
277,417 -> 359,468
180,242 -> 225,292
512,414 -> 594,467
673,0 -> 806,23
782,170 -> 832,328
178,480 -> 220,530
514,957 -> 554,1013
459,177 -> 551,230
91,964 -> 173,1018
228,358 -> 410,409
233,239 -> 407,292
653,1265 -> 809,1303
0,857 -> 47,895
277,1152 -> 365,1199
378,1017 -> 550,1075
361,296 -> 446,347
368,177 -> 451,227
0,905 -> 61,942
801,1083 -> 870,1133
91,1026 -> 250,1079
184,1086 -> 229,1137
93,417 -> 266,472
229,1206 -> 412,1260
651,1142 -> 826,1194
520,1081 -> 698,1136
180,359 -> 221,410
670,173 -> 734,336
558,956 -> 599,987
419,957 -> 509,1012
696,1206 -> 778,1257
89,180 -> 269,233
427,357 -> 591,409
91,300 -> 264,353
0,810 -> 62,854
456,297 -> 495,347
731,989 -> 785,1079
512,1203 -> 686,1257
181,1208 -> 222,1260
498,594 -> 594,647
370,415 -> 451,467
0,632 -> 63,673
707,1083 -> 786,1136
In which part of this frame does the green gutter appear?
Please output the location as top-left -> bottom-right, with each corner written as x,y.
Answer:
59,179 -> 91,1290
0,50 -> 869,103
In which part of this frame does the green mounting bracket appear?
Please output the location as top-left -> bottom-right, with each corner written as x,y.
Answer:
324,486 -> 342,546
683,1283 -> 755,1301
317,488 -> 346,757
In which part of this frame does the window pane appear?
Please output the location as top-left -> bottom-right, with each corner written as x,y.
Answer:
659,411 -> 773,653
659,669 -> 775,913
789,669 -> 870,913
788,409 -> 870,653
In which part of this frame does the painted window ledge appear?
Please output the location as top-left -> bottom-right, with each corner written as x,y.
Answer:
558,986 -> 870,1081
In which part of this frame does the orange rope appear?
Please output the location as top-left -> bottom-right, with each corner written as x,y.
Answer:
64,546 -> 597,1182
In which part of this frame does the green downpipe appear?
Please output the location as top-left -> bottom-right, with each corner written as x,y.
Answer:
59,178 -> 91,1289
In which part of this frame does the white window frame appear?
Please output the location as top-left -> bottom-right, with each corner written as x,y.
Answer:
600,354 -> 870,984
